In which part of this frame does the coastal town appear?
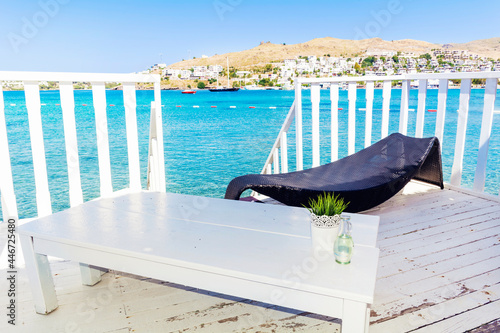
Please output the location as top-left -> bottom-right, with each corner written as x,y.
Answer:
154,47 -> 500,90
2,46 -> 499,91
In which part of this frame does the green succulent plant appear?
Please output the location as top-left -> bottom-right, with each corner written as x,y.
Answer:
305,192 -> 349,216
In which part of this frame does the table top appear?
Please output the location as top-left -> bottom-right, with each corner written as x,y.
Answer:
19,192 -> 380,303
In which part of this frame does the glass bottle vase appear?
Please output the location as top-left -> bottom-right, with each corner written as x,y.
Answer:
334,216 -> 354,264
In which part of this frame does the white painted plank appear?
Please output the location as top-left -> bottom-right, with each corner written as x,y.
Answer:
380,203 -> 499,250
381,80 -> 391,138
59,82 -> 83,207
376,198 -> 495,238
377,231 -> 500,293
295,83 -> 303,171
372,284 -> 500,333
376,189 -> 487,228
450,79 -> 472,186
91,82 -> 113,197
330,83 -> 339,161
378,200 -> 499,249
348,81 -> 357,155
24,81 -> 52,217
378,229 -> 499,279
435,79 -> 449,144
399,79 -> 410,135
375,253 -> 500,313
311,83 -> 320,167
380,222 -> 500,268
473,78 -> 497,192
0,84 -> 19,221
410,300 -> 500,333
123,83 -> 141,191
415,79 -> 427,138
379,225 -> 500,275
280,132 -> 288,173
373,195 -> 477,229
365,81 -> 374,148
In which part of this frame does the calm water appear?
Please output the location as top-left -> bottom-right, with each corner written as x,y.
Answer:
2,88 -> 500,219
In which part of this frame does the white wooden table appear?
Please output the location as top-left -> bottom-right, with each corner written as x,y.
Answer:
19,192 -> 380,332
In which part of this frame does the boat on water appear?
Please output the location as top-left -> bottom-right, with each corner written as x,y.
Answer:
209,87 -> 239,92
210,57 -> 239,92
182,90 -> 196,94
243,85 -> 266,90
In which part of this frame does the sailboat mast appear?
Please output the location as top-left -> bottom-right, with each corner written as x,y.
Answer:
227,57 -> 229,88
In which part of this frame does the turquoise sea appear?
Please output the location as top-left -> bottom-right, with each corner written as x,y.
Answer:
2,88 -> 500,219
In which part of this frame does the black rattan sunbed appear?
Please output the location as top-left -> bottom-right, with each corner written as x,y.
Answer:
224,133 -> 444,213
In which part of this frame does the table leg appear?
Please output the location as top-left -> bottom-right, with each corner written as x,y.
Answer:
79,263 -> 105,286
342,299 -> 369,333
19,234 -> 58,314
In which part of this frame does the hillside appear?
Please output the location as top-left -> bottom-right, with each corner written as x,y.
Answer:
168,37 -> 500,70
449,37 -> 500,60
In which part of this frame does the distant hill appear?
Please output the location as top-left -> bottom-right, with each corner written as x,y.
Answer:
449,37 -> 500,60
168,37 -> 500,70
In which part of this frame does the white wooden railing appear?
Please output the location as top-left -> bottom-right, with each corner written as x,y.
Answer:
261,72 -> 500,196
0,71 -> 165,223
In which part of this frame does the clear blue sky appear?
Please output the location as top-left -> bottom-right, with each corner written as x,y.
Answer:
1,0 -> 498,73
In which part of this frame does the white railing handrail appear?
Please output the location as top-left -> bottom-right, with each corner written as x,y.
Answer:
260,101 -> 295,174
0,71 -> 160,83
262,72 -> 500,198
0,71 -> 165,222
296,71 -> 500,84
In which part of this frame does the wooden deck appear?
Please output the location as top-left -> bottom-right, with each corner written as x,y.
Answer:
1,181 -> 499,332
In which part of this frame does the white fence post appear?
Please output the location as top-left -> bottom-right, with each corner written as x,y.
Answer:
153,81 -> 165,191
60,82 -> 83,207
273,148 -> 280,174
435,79 -> 449,144
311,83 -> 321,167
295,82 -> 303,171
330,82 -> 339,161
123,83 -> 141,191
147,102 -> 161,191
25,81 -> 52,217
147,80 -> 166,192
281,132 -> 288,173
365,81 -> 374,148
399,79 -> 410,135
348,81 -> 357,155
450,79 -> 472,186
91,82 -> 113,197
381,80 -> 392,138
0,84 -> 19,221
415,79 -> 428,138
473,78 -> 497,192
